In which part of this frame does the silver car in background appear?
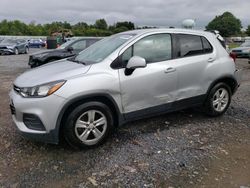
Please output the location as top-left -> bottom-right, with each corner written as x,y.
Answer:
9,29 -> 241,148
231,40 -> 250,58
0,39 -> 29,55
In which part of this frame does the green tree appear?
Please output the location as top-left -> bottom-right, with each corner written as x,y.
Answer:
246,25 -> 250,36
206,12 -> 242,37
95,19 -> 108,30
116,21 -> 135,30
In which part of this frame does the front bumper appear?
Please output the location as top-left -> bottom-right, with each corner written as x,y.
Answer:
0,48 -> 14,55
9,89 -> 66,144
233,52 -> 250,58
28,56 -> 41,66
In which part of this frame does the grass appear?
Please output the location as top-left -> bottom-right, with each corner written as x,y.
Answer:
228,43 -> 240,49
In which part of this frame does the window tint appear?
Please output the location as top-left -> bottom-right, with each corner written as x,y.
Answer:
71,40 -> 87,50
177,34 -> 203,57
122,34 -> 172,64
201,37 -> 213,53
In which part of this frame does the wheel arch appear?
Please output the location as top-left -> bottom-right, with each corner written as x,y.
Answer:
56,93 -> 123,143
206,75 -> 238,98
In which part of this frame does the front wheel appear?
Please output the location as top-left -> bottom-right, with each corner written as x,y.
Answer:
14,48 -> 19,55
203,83 -> 232,117
63,102 -> 114,149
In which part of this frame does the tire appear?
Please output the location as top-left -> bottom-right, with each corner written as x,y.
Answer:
25,47 -> 29,54
203,83 -> 232,117
14,48 -> 19,55
63,102 -> 114,149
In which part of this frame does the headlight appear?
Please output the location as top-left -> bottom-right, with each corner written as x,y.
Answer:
19,80 -> 66,98
242,49 -> 250,53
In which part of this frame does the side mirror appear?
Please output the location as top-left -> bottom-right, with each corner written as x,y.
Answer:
67,46 -> 74,52
126,56 -> 146,69
125,56 -> 147,76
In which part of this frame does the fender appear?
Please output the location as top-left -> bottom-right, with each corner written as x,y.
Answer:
54,93 -> 124,143
206,74 -> 238,98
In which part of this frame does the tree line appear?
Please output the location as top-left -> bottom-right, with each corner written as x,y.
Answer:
206,11 -> 250,37
0,12 -> 249,37
0,19 -> 135,36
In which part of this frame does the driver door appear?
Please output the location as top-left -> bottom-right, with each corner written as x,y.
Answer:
118,33 -> 178,115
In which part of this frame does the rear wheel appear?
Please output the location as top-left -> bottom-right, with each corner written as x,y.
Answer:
204,83 -> 231,117
63,102 -> 114,149
25,47 -> 29,54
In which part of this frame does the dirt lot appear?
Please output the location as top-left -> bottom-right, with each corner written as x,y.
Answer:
0,50 -> 249,188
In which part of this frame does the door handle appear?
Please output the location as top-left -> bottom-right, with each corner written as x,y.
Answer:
208,57 -> 215,62
165,67 -> 176,73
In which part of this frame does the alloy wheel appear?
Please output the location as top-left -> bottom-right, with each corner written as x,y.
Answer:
212,88 -> 229,112
74,110 -> 107,145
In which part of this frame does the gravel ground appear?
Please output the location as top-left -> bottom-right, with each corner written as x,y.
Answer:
0,50 -> 249,188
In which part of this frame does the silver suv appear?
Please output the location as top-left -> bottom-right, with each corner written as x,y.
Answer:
9,29 -> 241,148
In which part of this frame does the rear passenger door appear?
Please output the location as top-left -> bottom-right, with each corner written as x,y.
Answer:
173,34 -> 215,101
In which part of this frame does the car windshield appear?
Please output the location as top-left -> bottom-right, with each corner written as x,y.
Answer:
1,39 -> 16,44
240,42 -> 250,47
58,40 -> 76,49
74,34 -> 135,64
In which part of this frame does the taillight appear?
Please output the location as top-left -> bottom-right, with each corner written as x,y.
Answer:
229,52 -> 236,63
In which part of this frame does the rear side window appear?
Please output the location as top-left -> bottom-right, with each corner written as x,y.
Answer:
201,37 -> 213,53
177,34 -> 203,57
121,34 -> 172,64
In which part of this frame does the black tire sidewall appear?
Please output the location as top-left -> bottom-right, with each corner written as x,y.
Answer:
63,102 -> 114,149
205,83 -> 232,116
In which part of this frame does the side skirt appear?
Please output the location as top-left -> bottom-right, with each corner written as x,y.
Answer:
122,95 -> 206,123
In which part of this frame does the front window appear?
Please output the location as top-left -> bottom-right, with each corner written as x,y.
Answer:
74,34 -> 135,64
58,40 -> 75,49
71,40 -> 87,50
121,34 -> 172,64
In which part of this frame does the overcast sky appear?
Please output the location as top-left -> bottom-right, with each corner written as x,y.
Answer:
1,0 -> 249,28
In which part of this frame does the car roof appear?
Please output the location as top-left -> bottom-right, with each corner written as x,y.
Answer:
121,28 -> 213,37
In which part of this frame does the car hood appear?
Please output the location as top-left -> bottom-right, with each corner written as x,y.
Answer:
0,43 -> 16,47
232,47 -> 250,51
31,49 -> 64,56
14,59 -> 91,87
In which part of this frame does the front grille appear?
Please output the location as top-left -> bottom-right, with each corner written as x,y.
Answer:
10,104 -> 16,115
23,114 -> 46,131
0,47 -> 7,50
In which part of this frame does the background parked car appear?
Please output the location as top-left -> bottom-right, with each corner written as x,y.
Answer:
28,37 -> 102,68
231,41 -> 250,58
28,39 -> 46,48
0,39 -> 29,55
